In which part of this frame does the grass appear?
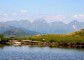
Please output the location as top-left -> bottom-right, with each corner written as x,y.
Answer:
0,29 -> 84,44
24,34 -> 84,43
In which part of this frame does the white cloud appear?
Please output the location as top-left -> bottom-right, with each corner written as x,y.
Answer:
0,17 -> 14,22
3,13 -> 8,16
3,18 -> 8,20
0,12 -> 67,23
20,10 -> 28,13
44,15 -> 65,20
36,15 -> 66,22
73,14 -> 84,21
24,15 -> 67,23
11,13 -> 17,15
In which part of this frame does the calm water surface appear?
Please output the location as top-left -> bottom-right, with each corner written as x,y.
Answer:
0,45 -> 84,60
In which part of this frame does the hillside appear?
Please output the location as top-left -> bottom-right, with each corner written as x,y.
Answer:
3,29 -> 28,37
1,29 -> 84,47
69,29 -> 84,36
0,24 -> 39,36
23,29 -> 84,44
0,24 -> 16,33
3,29 -> 40,37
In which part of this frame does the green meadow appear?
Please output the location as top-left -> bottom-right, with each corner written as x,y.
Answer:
0,29 -> 84,46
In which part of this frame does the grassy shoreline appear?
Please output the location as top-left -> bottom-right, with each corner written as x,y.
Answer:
0,29 -> 84,47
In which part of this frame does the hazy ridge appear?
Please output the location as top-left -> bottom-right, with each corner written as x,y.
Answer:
0,19 -> 84,36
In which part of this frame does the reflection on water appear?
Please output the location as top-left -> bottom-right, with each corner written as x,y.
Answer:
0,45 -> 84,60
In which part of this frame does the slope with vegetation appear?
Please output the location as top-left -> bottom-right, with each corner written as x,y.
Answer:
21,29 -> 84,46
0,29 -> 84,47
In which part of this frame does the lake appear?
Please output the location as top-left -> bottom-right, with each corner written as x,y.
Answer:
0,45 -> 84,60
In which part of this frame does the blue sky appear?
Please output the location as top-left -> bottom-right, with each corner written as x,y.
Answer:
0,0 -> 84,23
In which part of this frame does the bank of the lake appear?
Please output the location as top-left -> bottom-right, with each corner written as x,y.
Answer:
0,29 -> 84,47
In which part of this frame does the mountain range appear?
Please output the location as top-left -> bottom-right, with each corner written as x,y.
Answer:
0,23 -> 39,36
0,19 -> 84,36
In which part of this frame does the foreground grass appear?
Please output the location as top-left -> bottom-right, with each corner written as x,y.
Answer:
17,34 -> 84,43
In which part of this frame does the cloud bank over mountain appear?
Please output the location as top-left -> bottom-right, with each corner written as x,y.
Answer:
0,12 -> 84,23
